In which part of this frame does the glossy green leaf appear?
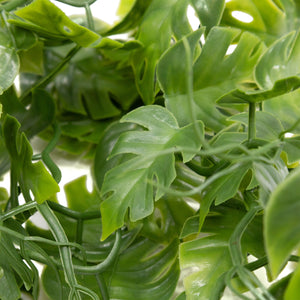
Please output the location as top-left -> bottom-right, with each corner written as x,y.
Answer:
282,136 -> 300,164
131,0 -> 195,104
221,0 -> 296,45
0,24 -> 19,95
256,32 -> 300,90
218,76 -> 300,104
191,0 -> 225,33
3,115 -> 60,203
100,105 -> 204,239
158,27 -> 265,131
180,206 -> 264,299
10,0 -> 100,47
265,167 -> 300,277
104,0 -> 153,36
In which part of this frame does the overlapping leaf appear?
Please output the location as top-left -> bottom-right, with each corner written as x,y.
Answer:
42,238 -> 179,300
221,0 -> 300,45
265,168 -> 300,277
10,0 -> 100,46
100,105 -> 203,239
157,27 -> 265,131
3,115 -> 59,203
180,206 -> 265,300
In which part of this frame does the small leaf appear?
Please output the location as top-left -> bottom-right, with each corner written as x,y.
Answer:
283,136 -> 300,164
3,115 -> 59,203
64,175 -> 101,212
10,0 -> 100,47
265,167 -> 300,277
284,262 -> 300,300
100,105 -> 203,239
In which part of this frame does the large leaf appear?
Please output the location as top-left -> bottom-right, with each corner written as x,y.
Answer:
100,105 -> 204,239
157,27 -> 265,131
180,206 -> 265,300
10,0 -> 100,47
221,0 -> 299,45
42,238 -> 179,300
3,115 -> 59,203
265,167 -> 300,277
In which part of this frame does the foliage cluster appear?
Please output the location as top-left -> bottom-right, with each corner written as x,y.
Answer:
1,0 -> 300,299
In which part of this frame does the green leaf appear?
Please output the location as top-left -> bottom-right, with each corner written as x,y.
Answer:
0,24 -> 19,95
255,32 -> 300,90
282,136 -> 300,164
131,0 -> 195,104
199,162 -> 251,230
100,105 -> 204,239
284,262 -> 300,300
3,115 -> 59,203
64,175 -> 101,212
221,0 -> 298,45
180,206 -> 264,299
217,76 -> 300,104
229,111 -> 283,141
191,0 -> 225,33
19,42 -> 44,75
265,167 -> 300,277
104,0 -> 153,36
158,27 -> 265,131
42,238 -> 179,300
10,0 -> 100,47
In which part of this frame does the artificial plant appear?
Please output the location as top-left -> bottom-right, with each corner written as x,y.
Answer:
1,0 -> 300,299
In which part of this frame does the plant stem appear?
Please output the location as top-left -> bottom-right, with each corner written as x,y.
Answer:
248,102 -> 256,142
20,45 -> 81,105
85,3 -> 95,31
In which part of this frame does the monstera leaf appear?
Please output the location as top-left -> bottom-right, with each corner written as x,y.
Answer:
3,115 -> 59,203
10,0 -> 100,46
100,105 -> 204,239
42,238 -> 179,300
221,0 -> 300,45
157,27 -> 265,131
180,205 -> 265,300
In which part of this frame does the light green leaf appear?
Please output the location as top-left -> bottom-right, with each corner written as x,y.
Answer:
282,136 -> 300,164
130,0 -> 195,104
3,115 -> 59,203
180,206 -> 264,299
64,175 -> 101,212
218,76 -> 300,104
100,105 -> 204,239
284,262 -> 300,300
229,111 -> 284,141
255,31 -> 300,90
158,27 -> 265,131
191,0 -> 225,33
265,167 -> 300,277
199,163 -> 251,230
0,27 -> 19,95
10,0 -> 100,47
221,0 -> 297,45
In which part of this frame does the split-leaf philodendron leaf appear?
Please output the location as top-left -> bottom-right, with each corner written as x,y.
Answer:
1,0 -> 300,299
